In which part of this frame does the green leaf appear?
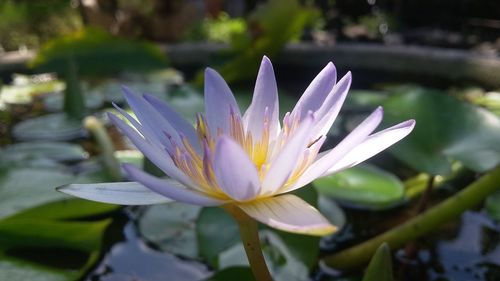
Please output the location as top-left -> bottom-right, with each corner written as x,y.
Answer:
139,203 -> 201,258
362,243 -> 394,281
0,200 -> 114,281
205,267 -> 254,281
12,113 -> 85,142
197,207 -> 240,267
5,199 -> 119,221
0,142 -> 87,163
382,86 -> 500,175
485,191 -> 500,220
30,27 -> 168,76
313,164 -> 405,210
0,167 -> 73,220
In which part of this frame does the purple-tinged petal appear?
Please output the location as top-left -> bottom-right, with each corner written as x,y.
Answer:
312,72 -> 352,137
238,194 -> 336,236
261,113 -> 315,195
143,93 -> 200,152
122,87 -> 182,147
243,56 -> 280,140
324,119 -> 416,176
204,68 -> 241,135
108,113 -> 196,189
123,164 -> 225,206
291,62 -> 337,120
214,136 -> 261,201
283,107 -> 384,192
57,182 -> 171,205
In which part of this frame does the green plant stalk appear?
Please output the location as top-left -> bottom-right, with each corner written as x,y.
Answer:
84,116 -> 121,181
323,165 -> 500,271
224,205 -> 273,281
63,56 -> 85,119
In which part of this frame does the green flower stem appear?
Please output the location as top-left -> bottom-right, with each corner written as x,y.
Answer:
224,205 -> 273,281
84,116 -> 121,181
323,165 -> 500,271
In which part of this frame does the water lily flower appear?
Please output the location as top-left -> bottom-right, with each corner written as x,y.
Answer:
59,56 -> 414,236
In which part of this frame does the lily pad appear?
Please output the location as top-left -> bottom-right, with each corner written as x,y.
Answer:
12,113 -> 86,141
0,167 -> 73,220
313,164 -> 405,210
139,203 -> 201,258
42,91 -> 103,112
0,142 -> 87,163
382,86 -> 500,175
197,207 -> 240,267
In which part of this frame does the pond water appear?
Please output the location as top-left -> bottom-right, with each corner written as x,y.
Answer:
0,67 -> 499,281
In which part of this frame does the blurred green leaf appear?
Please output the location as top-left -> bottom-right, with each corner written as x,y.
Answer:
382,86 -> 500,175
485,191 -> 500,220
362,243 -> 394,281
205,267 -> 254,281
0,199 -> 116,281
313,164 -> 405,210
0,142 -> 87,163
30,27 -> 168,76
12,113 -> 85,142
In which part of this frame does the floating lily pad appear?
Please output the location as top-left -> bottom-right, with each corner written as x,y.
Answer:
139,203 -> 201,258
0,167 -> 73,220
0,142 -> 87,163
313,164 -> 405,210
343,90 -> 388,111
382,86 -> 500,175
42,91 -> 103,112
0,80 -> 65,105
12,113 -> 86,141
197,207 -> 240,267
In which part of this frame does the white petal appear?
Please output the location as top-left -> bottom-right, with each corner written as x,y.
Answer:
284,107 -> 384,192
123,87 -> 182,145
291,62 -> 337,120
143,94 -> 200,152
324,119 -> 416,176
243,56 -> 280,140
214,136 -> 261,201
57,182 -> 171,205
204,68 -> 241,135
261,114 -> 315,194
238,194 -> 336,236
123,164 -> 225,206
312,72 -> 352,137
108,113 -> 196,189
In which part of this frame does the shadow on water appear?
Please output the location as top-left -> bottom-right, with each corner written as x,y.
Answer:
86,208 -> 211,281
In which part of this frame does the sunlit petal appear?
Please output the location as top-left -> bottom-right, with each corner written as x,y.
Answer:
204,68 -> 241,135
238,194 -> 337,236
123,164 -> 225,206
284,107 -> 383,192
291,62 -> 336,120
57,182 -> 171,205
214,136 -> 261,201
324,119 -> 416,176
243,56 -> 280,140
